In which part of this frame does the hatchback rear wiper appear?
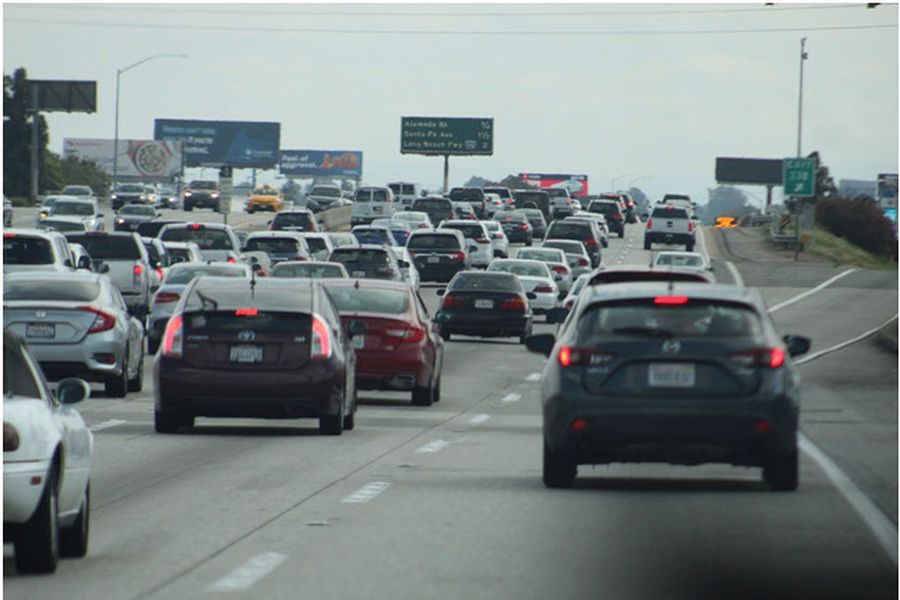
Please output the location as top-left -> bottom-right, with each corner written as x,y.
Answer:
611,327 -> 673,338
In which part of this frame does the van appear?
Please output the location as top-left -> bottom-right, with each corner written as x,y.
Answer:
387,182 -> 420,207
352,186 -> 396,226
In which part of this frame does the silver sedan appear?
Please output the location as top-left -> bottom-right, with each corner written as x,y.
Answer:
3,271 -> 144,397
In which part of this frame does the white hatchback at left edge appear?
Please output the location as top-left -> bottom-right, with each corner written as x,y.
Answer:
4,330 -> 93,574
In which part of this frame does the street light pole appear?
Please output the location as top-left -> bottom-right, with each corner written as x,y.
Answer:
794,37 -> 809,262
112,53 -> 187,194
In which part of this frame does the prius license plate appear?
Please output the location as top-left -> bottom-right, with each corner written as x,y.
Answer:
230,345 -> 263,364
648,362 -> 695,388
474,299 -> 493,309
26,323 -> 55,339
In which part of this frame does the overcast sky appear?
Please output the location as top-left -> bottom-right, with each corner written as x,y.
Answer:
4,2 -> 898,205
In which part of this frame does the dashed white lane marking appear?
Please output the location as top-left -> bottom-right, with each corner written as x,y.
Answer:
416,439 -> 450,454
794,314 -> 898,365
206,552 -> 288,593
90,419 -> 128,432
501,393 -> 521,403
769,268 -> 857,313
799,435 -> 898,565
725,261 -> 744,287
526,372 -> 542,382
468,414 -> 491,424
341,482 -> 390,504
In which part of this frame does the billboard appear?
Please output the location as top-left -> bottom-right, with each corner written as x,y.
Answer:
28,80 -> 96,113
715,157 -> 784,185
518,173 -> 589,197
280,150 -> 363,177
401,117 -> 493,156
153,119 -> 281,168
63,138 -> 183,180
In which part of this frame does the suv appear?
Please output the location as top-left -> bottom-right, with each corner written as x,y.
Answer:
329,245 -> 406,282
411,196 -> 454,227
644,204 -> 696,251
111,183 -> 149,210
183,180 -> 220,212
546,187 -> 575,219
64,231 -> 153,319
158,222 -> 243,263
544,219 -> 602,268
307,184 -> 344,212
587,199 -> 625,238
269,209 -> 320,232
406,230 -> 470,282
3,228 -> 78,273
448,187 -> 487,219
512,190 -> 552,222
482,186 -> 515,209
438,220 -> 492,268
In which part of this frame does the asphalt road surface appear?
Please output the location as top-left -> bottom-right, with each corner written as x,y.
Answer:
5,210 -> 897,599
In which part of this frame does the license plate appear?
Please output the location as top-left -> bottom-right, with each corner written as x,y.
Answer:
648,362 -> 695,388
26,323 -> 55,339
427,256 -> 440,264
474,299 -> 493,309
374,206 -> 383,213
230,345 -> 263,364
352,336 -> 365,350
352,270 -> 366,278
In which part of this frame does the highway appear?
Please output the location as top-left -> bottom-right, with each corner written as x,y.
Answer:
4,206 -> 898,599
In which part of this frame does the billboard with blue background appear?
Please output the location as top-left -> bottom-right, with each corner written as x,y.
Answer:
280,150 -> 363,177
154,119 -> 280,168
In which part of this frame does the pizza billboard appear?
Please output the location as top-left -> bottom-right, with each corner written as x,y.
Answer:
63,138 -> 183,180
518,173 -> 590,197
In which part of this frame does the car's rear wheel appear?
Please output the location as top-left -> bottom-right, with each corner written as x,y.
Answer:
154,409 -> 182,433
343,389 -> 357,431
763,451 -> 798,491
525,238 -> 533,247
543,441 -> 576,489
148,337 -> 160,355
184,204 -> 193,212
127,350 -> 144,392
105,366 -> 128,398
686,242 -> 695,252
60,482 -> 89,558
643,239 -> 651,250
411,380 -> 434,407
14,465 -> 59,573
320,394 -> 344,435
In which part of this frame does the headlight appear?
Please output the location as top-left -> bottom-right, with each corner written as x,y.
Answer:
184,191 -> 192,197
115,218 -> 125,224
39,211 -> 48,219
211,192 -> 220,198
4,422 -> 19,452
111,194 -> 118,199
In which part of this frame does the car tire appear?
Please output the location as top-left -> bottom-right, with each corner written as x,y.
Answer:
147,338 -> 160,355
763,451 -> 798,491
60,482 -> 89,558
154,409 -> 180,433
618,231 -> 625,238
127,351 -> 144,392
14,465 -> 59,574
686,242 -> 695,252
412,380 -> 434,407
343,389 -> 357,431
183,204 -> 193,212
543,441 -> 576,489
441,330 -> 451,341
432,374 -> 441,403
644,239 -> 652,250
247,206 -> 255,214
319,397 -> 344,436
105,366 -> 128,398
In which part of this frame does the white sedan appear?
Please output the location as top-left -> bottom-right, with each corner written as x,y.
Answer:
486,259 -> 559,315
653,250 -> 713,278
481,220 -> 509,258
4,332 -> 93,573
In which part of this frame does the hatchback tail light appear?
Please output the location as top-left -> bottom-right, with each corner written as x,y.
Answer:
551,265 -> 568,275
577,257 -> 589,267
311,314 -> 333,359
227,256 -> 236,263
558,346 -> 615,367
133,264 -> 143,278
519,224 -> 530,230
500,296 -> 527,311
385,328 -> 426,343
583,238 -> 598,248
441,293 -> 465,308
728,347 -> 785,369
161,314 -> 184,357
79,305 -> 116,334
154,292 -> 181,304
534,284 -> 554,293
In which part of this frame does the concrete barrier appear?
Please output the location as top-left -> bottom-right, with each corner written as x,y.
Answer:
319,206 -> 352,232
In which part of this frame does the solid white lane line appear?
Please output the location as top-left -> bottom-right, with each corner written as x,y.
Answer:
769,268 -> 857,313
468,414 -> 491,424
795,314 -> 899,366
526,372 -> 542,382
799,434 -> 898,565
725,261 -> 744,287
341,482 -> 390,504
501,392 -> 521,403
89,419 -> 128,432
206,552 -> 288,593
416,439 -> 450,454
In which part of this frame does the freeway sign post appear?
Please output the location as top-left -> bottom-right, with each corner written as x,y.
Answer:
400,117 -> 493,192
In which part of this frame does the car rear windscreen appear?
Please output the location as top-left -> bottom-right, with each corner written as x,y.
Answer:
331,249 -> 389,264
589,202 -> 619,215
245,238 -> 301,254
42,220 -> 86,232
590,271 -> 710,285
160,228 -> 234,250
184,310 -> 310,335
326,287 -> 409,314
5,280 -> 99,301
166,266 -> 247,285
67,235 -> 142,259
273,264 -> 345,279
442,224 -> 483,239
407,234 -> 461,250
355,189 -> 388,203
449,189 -> 484,202
547,223 -> 590,237
449,273 -> 522,293
273,213 -> 313,228
652,207 -> 690,219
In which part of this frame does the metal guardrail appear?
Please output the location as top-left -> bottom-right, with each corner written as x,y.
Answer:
769,206 -> 803,251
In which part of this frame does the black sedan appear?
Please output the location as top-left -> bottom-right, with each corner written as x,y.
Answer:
527,282 -> 810,490
435,271 -> 535,343
114,204 -> 161,232
154,277 -> 360,435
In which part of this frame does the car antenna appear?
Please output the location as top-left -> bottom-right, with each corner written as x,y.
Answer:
250,264 -> 257,297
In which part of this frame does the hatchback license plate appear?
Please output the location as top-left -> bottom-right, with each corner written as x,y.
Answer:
26,323 -> 55,339
230,345 -> 263,364
474,299 -> 493,309
648,362 -> 695,387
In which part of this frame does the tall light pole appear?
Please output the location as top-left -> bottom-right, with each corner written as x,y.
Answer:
112,53 -> 187,192
796,37 -> 808,158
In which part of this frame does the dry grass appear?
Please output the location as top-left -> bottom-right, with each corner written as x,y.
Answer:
806,227 -> 897,270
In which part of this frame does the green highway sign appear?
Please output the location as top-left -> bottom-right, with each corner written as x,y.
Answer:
401,117 -> 493,156
783,158 -> 816,197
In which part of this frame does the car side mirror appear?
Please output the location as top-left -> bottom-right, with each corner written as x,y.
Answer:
251,263 -> 262,273
557,291 -> 568,301
546,307 -> 569,323
97,213 -> 105,218
526,292 -> 537,300
397,259 -> 410,269
56,377 -> 91,405
436,288 -> 446,296
348,319 -> 367,338
783,335 -> 811,357
77,256 -> 91,270
468,245 -> 478,253
525,334 -> 556,356
641,213 -> 649,220
100,263 -> 111,274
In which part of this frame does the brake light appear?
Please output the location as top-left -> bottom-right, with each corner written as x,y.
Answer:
133,264 -> 143,277
155,266 -> 164,281
475,236 -> 489,243
311,314 -> 332,359
162,314 -> 183,357
3,233 -> 15,238
583,238 -> 598,248
519,224 -> 530,230
189,223 -> 204,230
227,256 -> 236,263
500,296 -> 527,311
79,306 -> 116,334
450,252 -> 466,262
534,284 -> 554,293
577,258 -> 589,267
384,327 -> 426,343
235,308 -> 258,316
558,345 -> 615,367
551,265 -> 568,275
654,296 -> 689,305
688,220 -> 694,232
647,219 -> 653,229
441,293 -> 465,308
154,292 -> 180,304
729,347 -> 786,369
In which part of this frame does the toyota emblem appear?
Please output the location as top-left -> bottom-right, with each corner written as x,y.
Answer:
238,330 -> 256,342
662,340 -> 681,354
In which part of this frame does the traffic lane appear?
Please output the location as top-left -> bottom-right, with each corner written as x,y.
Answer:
146,387 -> 897,600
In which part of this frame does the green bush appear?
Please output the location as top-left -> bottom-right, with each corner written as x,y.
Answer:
815,196 -> 897,259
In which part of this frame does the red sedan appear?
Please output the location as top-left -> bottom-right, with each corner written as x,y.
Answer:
324,280 -> 444,406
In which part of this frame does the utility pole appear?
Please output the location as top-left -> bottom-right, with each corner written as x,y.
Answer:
794,37 -> 809,262
30,84 -> 40,202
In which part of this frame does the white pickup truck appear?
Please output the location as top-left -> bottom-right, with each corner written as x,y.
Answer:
643,204 -> 696,252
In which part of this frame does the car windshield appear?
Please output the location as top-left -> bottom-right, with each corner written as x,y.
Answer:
5,279 -> 100,301
656,254 -> 704,267
52,202 -> 94,216
273,263 -> 347,279
117,184 -> 144,193
312,187 -> 342,198
189,181 -> 217,190
3,237 -> 54,264
489,261 -> 550,278
161,227 -> 235,250
165,265 -> 247,284
326,287 -> 408,314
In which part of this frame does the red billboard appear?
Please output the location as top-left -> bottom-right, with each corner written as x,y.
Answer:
518,173 -> 589,197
